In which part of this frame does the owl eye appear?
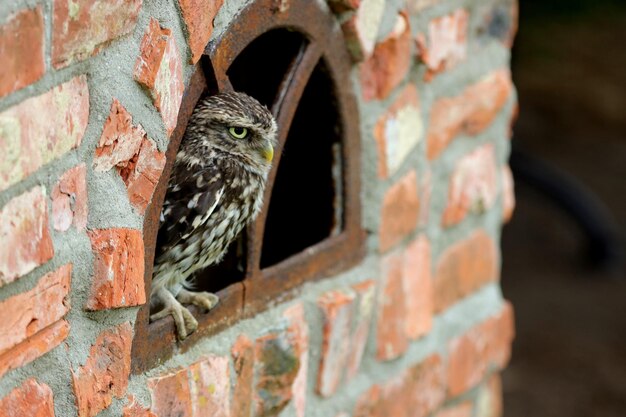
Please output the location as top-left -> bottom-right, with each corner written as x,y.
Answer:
228,126 -> 249,139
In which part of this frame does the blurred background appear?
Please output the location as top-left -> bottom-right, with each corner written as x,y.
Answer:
502,0 -> 626,416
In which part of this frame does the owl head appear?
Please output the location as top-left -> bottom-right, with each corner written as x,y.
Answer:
183,91 -> 278,174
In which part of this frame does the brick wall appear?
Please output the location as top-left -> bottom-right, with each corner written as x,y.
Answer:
0,0 -> 517,416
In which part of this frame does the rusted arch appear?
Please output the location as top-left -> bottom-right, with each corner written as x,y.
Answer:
132,0 -> 364,373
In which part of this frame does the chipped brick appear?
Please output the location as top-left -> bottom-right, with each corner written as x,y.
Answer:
178,0 -> 224,64
52,164 -> 88,232
0,378 -> 55,417
379,170 -> 420,252
86,228 -> 146,310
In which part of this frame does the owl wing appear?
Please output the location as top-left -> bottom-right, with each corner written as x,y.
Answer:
156,164 -> 225,253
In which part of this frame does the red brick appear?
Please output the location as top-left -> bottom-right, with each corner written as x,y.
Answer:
501,165 -> 515,223
232,335 -> 255,417
354,355 -> 446,417
447,303 -> 514,397
436,402 -> 473,417
361,12 -> 412,101
0,187 -> 54,286
0,263 -> 71,356
346,280 -> 376,379
52,164 -> 88,232
379,170 -> 420,252
120,137 -> 166,215
427,70 -> 512,160
254,303 -> 309,417
403,235 -> 433,340
123,395 -> 157,417
434,230 -> 498,312
134,18 -> 185,137
94,99 -> 146,173
0,264 -> 72,375
0,378 -> 55,417
178,0 -> 224,64
317,289 -> 356,396
442,144 -> 499,227
188,355 -> 231,417
94,99 -> 165,214
0,7 -> 45,97
52,0 -> 142,68
0,320 -> 70,378
373,84 -> 422,178
476,374 -> 503,417
0,76 -> 89,192
341,0 -> 385,61
148,368 -> 192,417
72,323 -> 133,417
377,252 -> 408,361
416,9 -> 469,81
86,228 -> 146,310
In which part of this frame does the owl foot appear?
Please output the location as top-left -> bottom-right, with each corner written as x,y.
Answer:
177,288 -> 220,311
150,287 -> 199,340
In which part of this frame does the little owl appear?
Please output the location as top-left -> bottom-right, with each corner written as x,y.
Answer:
150,92 -> 277,339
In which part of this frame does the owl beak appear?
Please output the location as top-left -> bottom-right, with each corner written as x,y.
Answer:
261,143 -> 274,163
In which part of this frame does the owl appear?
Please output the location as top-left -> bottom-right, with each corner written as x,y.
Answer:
150,92 -> 277,340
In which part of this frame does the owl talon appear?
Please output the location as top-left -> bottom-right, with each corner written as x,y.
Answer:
177,288 -> 220,311
150,288 -> 198,340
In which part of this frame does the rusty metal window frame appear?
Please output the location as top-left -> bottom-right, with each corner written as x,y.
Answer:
132,0 -> 364,373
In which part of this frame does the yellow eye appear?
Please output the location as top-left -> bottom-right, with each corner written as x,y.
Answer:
228,126 -> 248,139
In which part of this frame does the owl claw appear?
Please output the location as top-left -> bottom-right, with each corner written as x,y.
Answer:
150,287 -> 198,340
177,288 -> 220,311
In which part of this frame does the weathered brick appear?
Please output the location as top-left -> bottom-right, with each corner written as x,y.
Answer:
0,7 -> 45,97
72,323 -> 133,417
447,303 -> 514,397
0,76 -> 89,192
188,355 -> 231,417
178,0 -> 224,64
416,9 -> 469,81
354,355 -> 446,417
346,280 -> 376,379
427,70 -> 512,160
418,169 -> 432,227
379,170 -> 420,252
0,320 -> 70,378
442,144 -> 498,227
373,84 -> 422,178
94,99 -> 146,173
134,18 -> 184,137
120,137 -> 166,215
86,228 -> 145,310
436,402 -> 473,417
123,395 -> 157,417
0,187 -> 54,286
232,335 -> 255,417
52,0 -> 142,68
148,368 -> 192,417
0,378 -> 55,417
52,164 -> 88,232
476,374 -> 503,417
341,0 -> 385,61
434,230 -> 498,312
94,99 -> 165,214
254,303 -> 309,417
361,12 -> 412,101
0,264 -> 71,356
377,251 -> 408,361
501,165 -> 515,223
317,289 -> 356,396
403,235 -> 433,340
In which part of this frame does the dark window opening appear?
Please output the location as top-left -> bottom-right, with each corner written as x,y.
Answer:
227,29 -> 308,108
260,59 -> 344,268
